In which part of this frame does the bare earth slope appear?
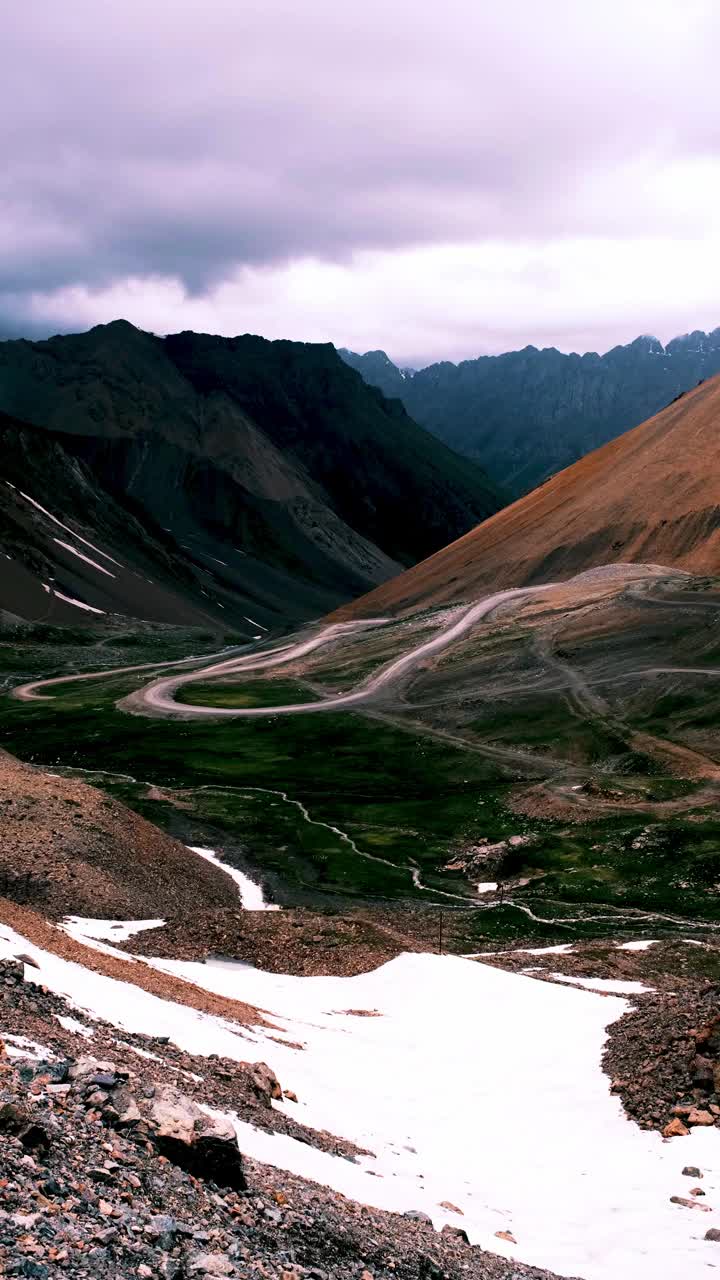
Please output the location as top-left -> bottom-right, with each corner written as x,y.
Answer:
0,748 -> 237,920
332,373 -> 720,617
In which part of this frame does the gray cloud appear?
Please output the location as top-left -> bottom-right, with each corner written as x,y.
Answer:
1,0 -> 719,354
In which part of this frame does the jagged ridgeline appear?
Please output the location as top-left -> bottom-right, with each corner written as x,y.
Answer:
0,322 -> 502,628
340,328 -> 720,494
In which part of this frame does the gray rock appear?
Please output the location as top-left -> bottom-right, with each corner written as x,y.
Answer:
111,1084 -> 142,1126
147,1084 -> 245,1191
188,1252 -> 235,1275
68,1056 -> 118,1082
147,1213 -> 179,1249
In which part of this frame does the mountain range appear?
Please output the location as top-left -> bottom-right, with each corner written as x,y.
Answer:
333,370 -> 720,618
340,327 -> 720,493
0,321 -> 501,629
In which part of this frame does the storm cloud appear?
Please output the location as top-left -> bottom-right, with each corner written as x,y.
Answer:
2,0 -> 719,361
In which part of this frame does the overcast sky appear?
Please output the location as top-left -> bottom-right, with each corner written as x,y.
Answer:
2,0 -> 719,365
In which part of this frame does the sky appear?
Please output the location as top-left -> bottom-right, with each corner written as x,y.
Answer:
2,0 -> 719,366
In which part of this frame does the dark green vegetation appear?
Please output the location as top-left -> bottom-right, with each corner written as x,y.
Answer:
177,679 -> 318,708
0,320 -> 502,630
5,570 -> 720,946
0,620 -> 240,688
340,327 -> 720,493
0,675 -> 503,907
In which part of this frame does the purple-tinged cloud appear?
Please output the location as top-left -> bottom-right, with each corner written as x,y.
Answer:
1,0 -> 719,359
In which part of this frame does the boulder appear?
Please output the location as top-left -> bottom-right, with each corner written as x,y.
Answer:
111,1085 -> 142,1127
683,1166 -> 702,1178
248,1062 -> 283,1103
697,1017 -> 720,1056
670,1195 -> 711,1212
663,1118 -> 689,1138
441,1224 -> 470,1244
148,1084 -> 245,1190
68,1057 -> 120,1083
705,1228 -> 720,1242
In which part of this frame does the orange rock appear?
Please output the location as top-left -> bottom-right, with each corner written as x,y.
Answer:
439,1201 -> 463,1214
663,1118 -> 690,1138
495,1230 -> 517,1243
688,1109 -> 715,1127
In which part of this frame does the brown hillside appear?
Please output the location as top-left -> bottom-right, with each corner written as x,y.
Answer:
0,750 -> 236,920
331,374 -> 720,617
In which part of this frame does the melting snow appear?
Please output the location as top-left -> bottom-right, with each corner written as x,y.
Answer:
469,942 -> 574,958
187,846 -> 279,912
477,882 -> 498,894
56,1014 -> 94,1038
42,585 -> 105,615
618,940 -> 660,952
1,921 -> 719,1279
53,537 -> 116,577
550,973 -> 652,995
4,1033 -> 55,1061
14,489 -> 122,566
63,918 -> 166,944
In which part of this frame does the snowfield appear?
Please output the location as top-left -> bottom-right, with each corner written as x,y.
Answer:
0,924 -> 718,1279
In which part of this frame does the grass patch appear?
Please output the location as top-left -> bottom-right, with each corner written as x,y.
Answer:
177,679 -> 318,709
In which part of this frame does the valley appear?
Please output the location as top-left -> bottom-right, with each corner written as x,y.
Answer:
5,562 -> 720,957
4,376 -> 720,1279
3,557 -> 720,1278
6,9 -> 720,1277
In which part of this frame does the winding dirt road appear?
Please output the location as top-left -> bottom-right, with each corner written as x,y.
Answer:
12,585 -> 550,719
12,646 -> 245,703
120,586 -> 552,719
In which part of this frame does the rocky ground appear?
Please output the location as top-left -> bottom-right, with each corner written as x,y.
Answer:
0,958 -> 571,1280
124,906 -> 435,978
0,752 -> 235,922
603,983 -> 720,1139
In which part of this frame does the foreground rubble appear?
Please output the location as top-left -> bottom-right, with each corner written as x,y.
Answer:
0,958 -> 569,1280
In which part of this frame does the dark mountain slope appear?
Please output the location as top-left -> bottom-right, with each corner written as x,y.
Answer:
331,372 -> 720,617
0,322 -> 502,627
341,328 -> 720,493
0,409 -> 257,630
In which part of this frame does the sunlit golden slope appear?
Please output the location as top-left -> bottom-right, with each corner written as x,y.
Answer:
332,374 -> 720,617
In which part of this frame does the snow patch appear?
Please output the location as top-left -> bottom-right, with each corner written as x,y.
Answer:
143,950 -> 720,1280
1,922 -> 719,1280
56,1014 -> 94,1038
187,846 -> 279,912
53,538 -> 116,578
551,973 -> 652,995
42,585 -> 105,615
3,1033 -> 55,1061
15,490 -> 122,566
618,940 -> 660,952
477,882 -> 498,894
63,917 -> 166,943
